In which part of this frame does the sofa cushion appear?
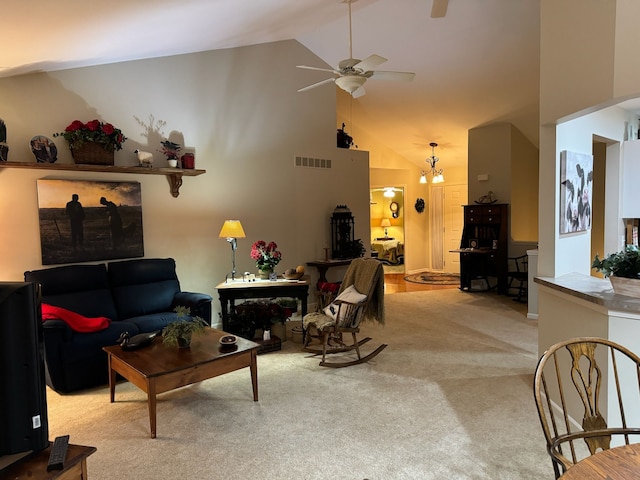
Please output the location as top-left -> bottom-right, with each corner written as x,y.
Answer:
25,264 -> 118,320
126,311 -> 183,333
108,258 -> 180,319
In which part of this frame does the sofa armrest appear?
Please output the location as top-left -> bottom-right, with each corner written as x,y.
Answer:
173,291 -> 213,325
43,319 -> 74,342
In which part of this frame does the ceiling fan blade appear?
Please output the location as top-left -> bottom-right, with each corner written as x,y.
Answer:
297,65 -> 338,74
353,54 -> 387,73
431,0 -> 449,18
297,78 -> 336,93
370,71 -> 415,81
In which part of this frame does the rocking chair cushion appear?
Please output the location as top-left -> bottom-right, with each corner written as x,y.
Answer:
323,285 -> 366,320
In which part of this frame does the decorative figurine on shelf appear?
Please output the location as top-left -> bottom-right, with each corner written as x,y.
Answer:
475,191 -> 497,204
134,149 -> 154,167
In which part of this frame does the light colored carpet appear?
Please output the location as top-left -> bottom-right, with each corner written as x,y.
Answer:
45,289 -> 551,479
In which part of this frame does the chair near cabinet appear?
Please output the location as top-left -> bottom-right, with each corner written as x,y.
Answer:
533,337 -> 640,479
507,254 -> 528,302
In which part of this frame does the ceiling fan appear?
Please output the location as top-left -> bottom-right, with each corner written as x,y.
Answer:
297,0 -> 415,98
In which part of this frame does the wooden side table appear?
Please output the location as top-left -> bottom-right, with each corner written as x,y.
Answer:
306,259 -> 352,286
2,443 -> 96,479
216,278 -> 309,332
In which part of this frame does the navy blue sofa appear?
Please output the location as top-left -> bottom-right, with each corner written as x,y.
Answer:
24,258 -> 212,393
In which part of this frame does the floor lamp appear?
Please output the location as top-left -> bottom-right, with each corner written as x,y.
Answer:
219,220 -> 246,281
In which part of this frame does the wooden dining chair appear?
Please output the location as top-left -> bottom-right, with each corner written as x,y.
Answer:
533,337 -> 640,478
507,254 -> 528,302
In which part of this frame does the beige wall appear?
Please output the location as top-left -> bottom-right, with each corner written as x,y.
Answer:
0,40 -> 371,325
468,122 -> 539,256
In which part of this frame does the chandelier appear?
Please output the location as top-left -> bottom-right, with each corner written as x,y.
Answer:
425,142 -> 444,183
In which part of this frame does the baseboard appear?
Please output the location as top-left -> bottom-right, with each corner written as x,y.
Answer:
527,313 -> 538,320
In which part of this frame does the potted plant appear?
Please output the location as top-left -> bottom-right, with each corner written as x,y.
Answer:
162,306 -> 208,348
276,298 -> 298,318
54,119 -> 127,165
159,140 -> 181,167
592,245 -> 640,297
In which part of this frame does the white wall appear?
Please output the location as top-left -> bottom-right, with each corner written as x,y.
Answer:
554,106 -> 629,276
0,40 -> 370,325
539,0 -> 640,278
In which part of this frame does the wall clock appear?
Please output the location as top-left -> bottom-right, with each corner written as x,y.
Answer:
390,201 -> 400,218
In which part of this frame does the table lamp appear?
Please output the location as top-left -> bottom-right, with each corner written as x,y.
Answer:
380,218 -> 391,239
219,220 -> 246,280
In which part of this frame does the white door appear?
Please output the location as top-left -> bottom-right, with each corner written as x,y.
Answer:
430,186 -> 444,270
444,185 -> 467,273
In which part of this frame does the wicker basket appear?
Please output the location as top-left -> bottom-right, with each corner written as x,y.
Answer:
71,142 -> 114,165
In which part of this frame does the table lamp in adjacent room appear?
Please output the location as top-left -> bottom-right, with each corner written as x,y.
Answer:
380,218 -> 391,239
219,220 -> 246,281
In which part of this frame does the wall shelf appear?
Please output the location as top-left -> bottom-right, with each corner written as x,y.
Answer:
0,161 -> 206,197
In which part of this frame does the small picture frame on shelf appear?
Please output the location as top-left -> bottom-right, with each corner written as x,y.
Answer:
469,238 -> 479,249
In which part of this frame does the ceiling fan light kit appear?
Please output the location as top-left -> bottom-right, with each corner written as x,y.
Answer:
335,75 -> 366,94
297,0 -> 415,98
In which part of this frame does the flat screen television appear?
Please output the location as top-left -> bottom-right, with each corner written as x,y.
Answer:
0,282 -> 49,471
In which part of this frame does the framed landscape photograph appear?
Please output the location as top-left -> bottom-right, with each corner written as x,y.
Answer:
36,179 -> 144,265
559,150 -> 593,234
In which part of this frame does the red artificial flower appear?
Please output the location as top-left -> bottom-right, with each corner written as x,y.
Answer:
65,120 -> 85,132
54,119 -> 127,151
85,119 -> 101,131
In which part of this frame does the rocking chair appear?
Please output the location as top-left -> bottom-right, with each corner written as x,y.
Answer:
303,257 -> 387,368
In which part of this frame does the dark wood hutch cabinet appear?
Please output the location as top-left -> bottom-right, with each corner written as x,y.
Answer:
455,203 -> 509,294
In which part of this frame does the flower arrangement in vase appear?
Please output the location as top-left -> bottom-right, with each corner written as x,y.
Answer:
250,240 -> 282,278
159,140 -> 181,167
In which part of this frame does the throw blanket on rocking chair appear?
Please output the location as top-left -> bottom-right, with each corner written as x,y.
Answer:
304,258 -> 385,331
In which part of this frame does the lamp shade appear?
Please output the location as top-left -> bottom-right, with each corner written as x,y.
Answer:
219,220 -> 246,239
432,173 -> 445,184
380,218 -> 391,228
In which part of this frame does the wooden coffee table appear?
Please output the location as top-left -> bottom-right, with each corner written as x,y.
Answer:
103,328 -> 259,438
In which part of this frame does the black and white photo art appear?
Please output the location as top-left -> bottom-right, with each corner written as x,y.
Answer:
559,150 -> 593,234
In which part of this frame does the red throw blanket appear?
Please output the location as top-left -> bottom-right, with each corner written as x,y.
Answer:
41,304 -> 111,333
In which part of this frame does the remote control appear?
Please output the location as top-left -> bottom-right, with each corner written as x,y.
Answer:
46,435 -> 69,471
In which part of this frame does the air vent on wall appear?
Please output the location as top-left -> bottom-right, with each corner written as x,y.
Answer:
295,156 -> 332,169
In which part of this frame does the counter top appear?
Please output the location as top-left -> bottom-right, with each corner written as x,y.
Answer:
535,273 -> 640,314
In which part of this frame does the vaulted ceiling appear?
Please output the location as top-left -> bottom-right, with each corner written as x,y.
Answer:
0,0 -> 541,170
